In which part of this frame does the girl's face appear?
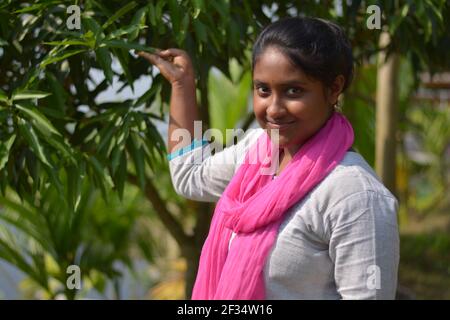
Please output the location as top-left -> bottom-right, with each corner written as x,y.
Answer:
252,46 -> 344,152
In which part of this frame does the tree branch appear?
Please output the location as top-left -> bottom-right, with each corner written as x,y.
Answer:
128,175 -> 192,247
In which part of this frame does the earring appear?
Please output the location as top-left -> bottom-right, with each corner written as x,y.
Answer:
333,101 -> 342,112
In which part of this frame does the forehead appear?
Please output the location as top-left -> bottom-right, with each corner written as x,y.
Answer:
253,47 -> 311,84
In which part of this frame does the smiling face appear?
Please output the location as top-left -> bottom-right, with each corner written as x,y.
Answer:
252,46 -> 343,154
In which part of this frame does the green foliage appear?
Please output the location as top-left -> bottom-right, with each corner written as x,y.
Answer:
0,0 -> 273,205
0,184 -> 157,299
208,59 -> 252,145
342,63 -> 377,166
399,230 -> 450,299
403,104 -> 450,212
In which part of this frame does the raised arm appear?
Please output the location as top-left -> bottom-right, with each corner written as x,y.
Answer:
137,48 -> 198,154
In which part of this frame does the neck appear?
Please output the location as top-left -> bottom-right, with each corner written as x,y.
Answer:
280,145 -> 300,163
274,145 -> 301,176
276,110 -> 336,174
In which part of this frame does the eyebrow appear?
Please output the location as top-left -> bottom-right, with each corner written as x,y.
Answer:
253,79 -> 308,86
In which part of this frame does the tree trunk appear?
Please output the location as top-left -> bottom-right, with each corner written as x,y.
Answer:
182,201 -> 214,299
182,243 -> 202,299
376,31 -> 400,196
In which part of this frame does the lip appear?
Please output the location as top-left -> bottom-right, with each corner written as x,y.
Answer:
265,120 -> 296,130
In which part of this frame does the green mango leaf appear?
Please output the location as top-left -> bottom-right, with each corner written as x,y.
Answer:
17,118 -> 51,167
88,156 -> 114,202
144,117 -> 166,157
44,166 -> 65,201
15,104 -> 61,137
129,7 -> 147,41
194,20 -> 207,42
97,121 -> 117,157
80,18 -> 102,49
127,132 -> 146,191
0,88 -> 8,102
113,48 -> 135,92
43,40 -> 90,47
89,156 -> 114,189
66,165 -> 82,212
100,39 -> 157,53
0,134 -> 15,170
95,47 -> 114,84
45,135 -> 76,165
45,72 -> 67,113
192,0 -> 204,19
102,2 -> 138,29
106,24 -> 147,41
115,152 -> 127,200
168,0 -> 180,32
40,49 -> 86,68
12,90 -> 51,101
133,80 -> 161,108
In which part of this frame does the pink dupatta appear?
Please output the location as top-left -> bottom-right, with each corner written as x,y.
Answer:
192,111 -> 354,299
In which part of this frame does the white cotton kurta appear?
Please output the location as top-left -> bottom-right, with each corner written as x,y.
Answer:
168,128 -> 400,299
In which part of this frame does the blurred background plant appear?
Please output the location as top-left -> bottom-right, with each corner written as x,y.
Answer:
0,0 -> 449,299
0,184 -> 160,300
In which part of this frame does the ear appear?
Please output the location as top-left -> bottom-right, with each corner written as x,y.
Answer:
327,75 -> 345,105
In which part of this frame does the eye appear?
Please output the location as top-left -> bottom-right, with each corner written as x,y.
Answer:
286,87 -> 302,95
255,85 -> 270,96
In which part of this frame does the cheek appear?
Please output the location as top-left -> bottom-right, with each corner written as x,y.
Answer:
285,100 -> 308,116
289,94 -> 328,119
252,95 -> 266,118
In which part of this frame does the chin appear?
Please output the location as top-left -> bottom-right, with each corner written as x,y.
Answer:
265,129 -> 292,146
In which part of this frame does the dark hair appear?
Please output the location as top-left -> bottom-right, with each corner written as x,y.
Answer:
252,17 -> 354,93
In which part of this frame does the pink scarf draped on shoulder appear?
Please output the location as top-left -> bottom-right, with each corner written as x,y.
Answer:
191,111 -> 354,300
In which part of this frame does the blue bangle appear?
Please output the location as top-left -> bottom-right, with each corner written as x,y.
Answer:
167,139 -> 209,160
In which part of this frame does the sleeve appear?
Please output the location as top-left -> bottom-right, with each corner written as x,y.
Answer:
326,190 -> 400,300
167,128 -> 263,202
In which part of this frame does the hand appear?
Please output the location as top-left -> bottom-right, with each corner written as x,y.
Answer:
137,48 -> 195,87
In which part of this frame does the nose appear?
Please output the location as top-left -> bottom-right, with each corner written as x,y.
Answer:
266,95 -> 287,119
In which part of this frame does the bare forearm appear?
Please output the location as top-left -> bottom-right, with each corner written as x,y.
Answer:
168,80 -> 200,153
136,48 -> 198,154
